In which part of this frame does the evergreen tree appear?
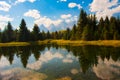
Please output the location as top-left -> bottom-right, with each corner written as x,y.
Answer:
70,24 -> 77,40
109,17 -> 117,39
98,17 -> 104,40
66,28 -> 71,40
46,31 -> 51,39
103,16 -> 110,40
18,19 -> 30,42
1,22 -> 14,42
82,25 -> 92,40
76,9 -> 87,40
41,30 -> 46,40
6,22 -> 14,42
0,29 -> 1,42
32,24 -> 40,41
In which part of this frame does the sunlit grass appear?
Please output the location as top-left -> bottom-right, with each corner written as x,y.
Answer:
0,40 -> 120,47
0,42 -> 30,47
50,40 -> 120,47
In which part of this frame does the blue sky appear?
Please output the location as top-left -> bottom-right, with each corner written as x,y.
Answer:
0,0 -> 120,31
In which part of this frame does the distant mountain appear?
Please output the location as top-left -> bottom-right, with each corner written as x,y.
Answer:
48,24 -> 58,32
39,21 -> 76,32
39,24 -> 48,32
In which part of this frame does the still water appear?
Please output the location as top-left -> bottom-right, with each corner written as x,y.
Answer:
0,45 -> 120,80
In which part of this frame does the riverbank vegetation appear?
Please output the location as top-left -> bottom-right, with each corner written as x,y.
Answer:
0,9 -> 120,43
0,40 -> 120,47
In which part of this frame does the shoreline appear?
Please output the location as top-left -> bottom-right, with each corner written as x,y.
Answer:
0,40 -> 120,47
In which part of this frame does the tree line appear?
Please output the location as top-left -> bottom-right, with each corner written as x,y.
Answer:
0,9 -> 120,43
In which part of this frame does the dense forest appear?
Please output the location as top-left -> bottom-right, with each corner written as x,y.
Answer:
0,9 -> 120,43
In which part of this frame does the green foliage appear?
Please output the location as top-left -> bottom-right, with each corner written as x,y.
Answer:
1,22 -> 14,43
32,24 -> 40,41
0,9 -> 120,42
82,25 -> 92,40
18,19 -> 30,42
70,24 -> 77,40
76,9 -> 88,40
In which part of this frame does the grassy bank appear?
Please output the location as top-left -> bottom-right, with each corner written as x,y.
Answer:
49,40 -> 120,47
0,40 -> 120,47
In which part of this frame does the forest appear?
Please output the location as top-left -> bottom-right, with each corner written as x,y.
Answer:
0,9 -> 120,43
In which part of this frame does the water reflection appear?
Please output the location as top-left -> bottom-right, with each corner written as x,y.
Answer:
0,45 -> 45,68
0,45 -> 120,80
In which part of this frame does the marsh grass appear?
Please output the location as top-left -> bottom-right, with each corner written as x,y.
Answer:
0,40 -> 120,47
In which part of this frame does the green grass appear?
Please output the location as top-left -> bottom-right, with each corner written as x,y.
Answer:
0,40 -> 120,47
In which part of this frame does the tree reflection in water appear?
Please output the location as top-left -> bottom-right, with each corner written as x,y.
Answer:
0,45 -> 120,74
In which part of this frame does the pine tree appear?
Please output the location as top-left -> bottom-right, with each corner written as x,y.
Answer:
18,19 -> 30,42
70,24 -> 77,40
46,31 -> 51,39
98,17 -> 104,40
66,28 -> 71,40
6,22 -> 14,42
103,16 -> 110,40
109,17 -> 117,39
82,25 -> 92,40
76,9 -> 87,40
32,24 -> 40,41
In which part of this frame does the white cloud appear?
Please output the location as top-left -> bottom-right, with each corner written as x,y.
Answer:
93,57 -> 120,79
24,9 -> 40,19
15,0 -> 36,4
34,17 -> 63,28
0,15 -> 13,22
63,59 -> 73,63
24,9 -> 77,31
0,68 -> 47,80
90,0 -> 120,20
29,0 -> 36,3
57,0 -> 67,3
0,1 -> 11,12
68,2 -> 82,9
0,56 -> 10,68
71,69 -> 79,75
0,15 -> 13,30
27,51 -> 63,70
61,14 -> 72,19
60,0 -> 67,2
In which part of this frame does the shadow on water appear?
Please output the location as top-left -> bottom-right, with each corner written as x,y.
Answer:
0,44 -> 120,80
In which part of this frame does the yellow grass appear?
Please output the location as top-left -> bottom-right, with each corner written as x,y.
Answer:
49,40 -> 120,47
0,40 -> 120,47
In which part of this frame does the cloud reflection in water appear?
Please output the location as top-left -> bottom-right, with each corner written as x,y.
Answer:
93,57 -> 120,80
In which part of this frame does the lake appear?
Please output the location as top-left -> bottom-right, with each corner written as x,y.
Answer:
0,45 -> 120,80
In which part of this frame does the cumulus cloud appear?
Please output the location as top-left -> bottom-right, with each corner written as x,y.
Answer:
34,17 -> 63,28
0,15 -> 13,22
93,57 -> 120,79
29,0 -> 36,3
0,68 -> 47,80
60,0 -> 67,2
63,59 -> 73,63
27,51 -> 63,70
0,15 -> 13,30
24,9 -> 77,31
57,0 -> 67,3
71,69 -> 79,75
90,0 -> 120,20
61,14 -> 72,19
68,2 -> 82,9
24,9 -> 40,19
0,56 -> 10,68
15,0 -> 36,4
0,1 -> 11,12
